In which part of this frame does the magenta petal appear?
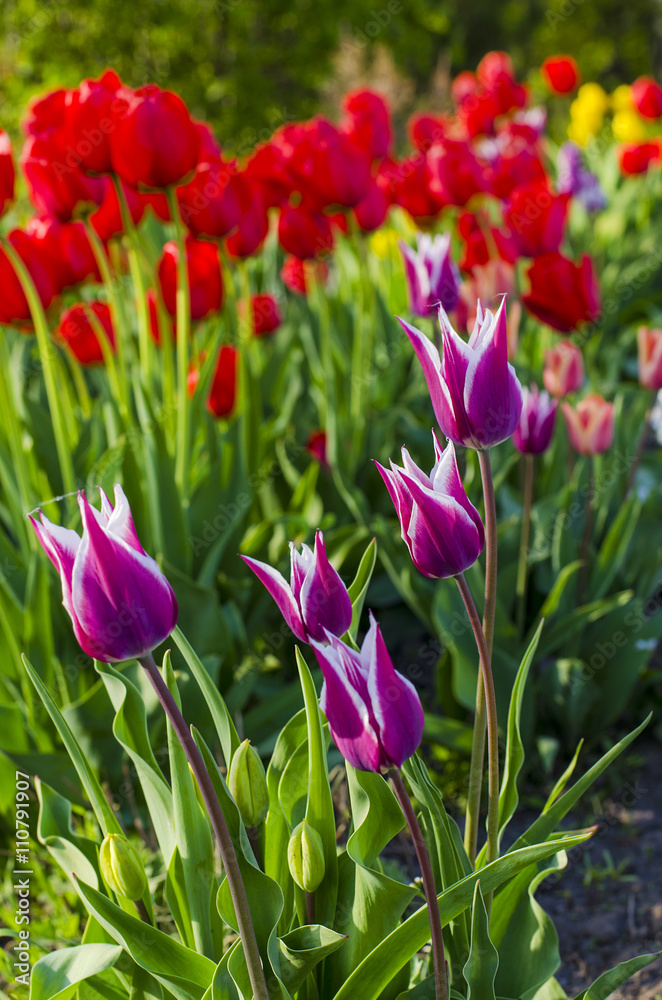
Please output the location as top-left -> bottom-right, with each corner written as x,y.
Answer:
399,241 -> 430,317
398,316 -> 451,432
375,462 -> 415,559
30,512 -> 80,618
312,639 -> 381,773
362,613 -> 424,768
241,555 -> 307,642
298,531 -> 352,642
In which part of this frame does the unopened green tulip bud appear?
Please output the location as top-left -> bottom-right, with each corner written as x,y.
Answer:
100,834 -> 147,901
228,739 -> 269,828
287,820 -> 326,893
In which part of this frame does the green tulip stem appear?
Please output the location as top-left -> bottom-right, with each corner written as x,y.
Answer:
112,176 -> 153,381
305,890 -> 316,926
389,769 -> 448,1000
516,453 -> 535,637
463,448 -> 498,865
139,653 -> 270,1000
166,187 -> 192,501
455,573 -> 499,896
625,393 -> 655,495
1,238 -> 76,501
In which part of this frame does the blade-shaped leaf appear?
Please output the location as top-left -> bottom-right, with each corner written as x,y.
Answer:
463,882 -> 498,1000
30,944 -> 122,1000
570,951 -> 661,1000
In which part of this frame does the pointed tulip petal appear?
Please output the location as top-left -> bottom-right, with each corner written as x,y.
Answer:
241,554 -> 307,642
298,531 -> 352,642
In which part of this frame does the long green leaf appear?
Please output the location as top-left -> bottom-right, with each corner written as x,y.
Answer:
22,656 -> 121,837
570,951 -> 661,1000
172,626 -> 240,768
30,944 -> 122,1000
463,882 -> 498,1000
346,537 -> 377,641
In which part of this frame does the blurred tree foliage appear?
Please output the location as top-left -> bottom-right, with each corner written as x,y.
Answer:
1,0 -> 661,151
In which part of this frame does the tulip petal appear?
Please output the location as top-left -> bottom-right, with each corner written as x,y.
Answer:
105,484 -> 147,555
362,613 -> 424,768
374,461 -> 415,559
290,542 -> 313,597
30,512 -> 80,618
312,638 -> 381,773
298,531 -> 353,642
241,555 -> 307,642
464,303 -> 522,447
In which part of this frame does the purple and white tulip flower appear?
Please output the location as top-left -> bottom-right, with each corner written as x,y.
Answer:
512,384 -> 557,454
400,299 -> 523,450
241,530 -> 352,644
376,433 -> 484,579
399,232 -> 460,317
310,612 -> 424,773
30,485 -> 178,662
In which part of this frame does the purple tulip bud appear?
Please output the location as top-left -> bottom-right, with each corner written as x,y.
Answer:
241,530 -> 352,644
310,612 -> 424,772
512,384 -> 557,454
376,433 -> 484,579
557,142 -> 606,214
400,299 -> 523,450
399,232 -> 460,317
30,486 -> 178,662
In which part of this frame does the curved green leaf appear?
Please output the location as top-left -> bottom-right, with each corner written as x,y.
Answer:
75,879 -> 215,1000
570,951 -> 661,1000
464,882 -> 498,1000
30,944 -> 122,1000
36,779 -> 99,889
278,925 -> 347,993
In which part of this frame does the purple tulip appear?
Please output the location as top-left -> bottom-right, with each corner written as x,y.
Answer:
399,232 -> 460,317
512,384 -> 557,454
400,299 -> 523,450
376,432 -> 484,579
557,142 -> 606,214
310,612 -> 424,772
30,486 -> 178,663
241,530 -> 352,644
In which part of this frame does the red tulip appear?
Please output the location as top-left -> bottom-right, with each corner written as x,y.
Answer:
225,175 -> 269,258
541,56 -> 581,95
207,345 -> 238,417
543,340 -> 584,397
110,85 -> 200,189
308,119 -> 372,208
21,133 -> 105,222
523,252 -> 600,332
177,159 -> 240,238
340,89 -> 392,160
387,154 -> 444,223
353,181 -> 389,232
0,131 -> 15,216
26,217 -> 101,291
452,71 -> 479,107
306,430 -> 329,472
408,113 -> 447,153
427,140 -> 491,207
458,91 -> 500,139
477,52 -> 526,115
0,230 -> 59,327
561,394 -> 614,455
618,141 -> 661,176
278,204 -> 334,260
66,69 -> 123,175
492,141 -> 547,200
503,180 -> 569,258
239,294 -> 282,337
630,76 -> 662,120
243,142 -> 293,209
57,301 -> 115,365
22,89 -> 68,138
281,255 -> 308,295
637,327 -> 662,390
458,212 -> 518,272
158,236 -> 223,320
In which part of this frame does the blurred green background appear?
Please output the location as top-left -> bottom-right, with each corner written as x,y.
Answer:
1,0 -> 661,150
